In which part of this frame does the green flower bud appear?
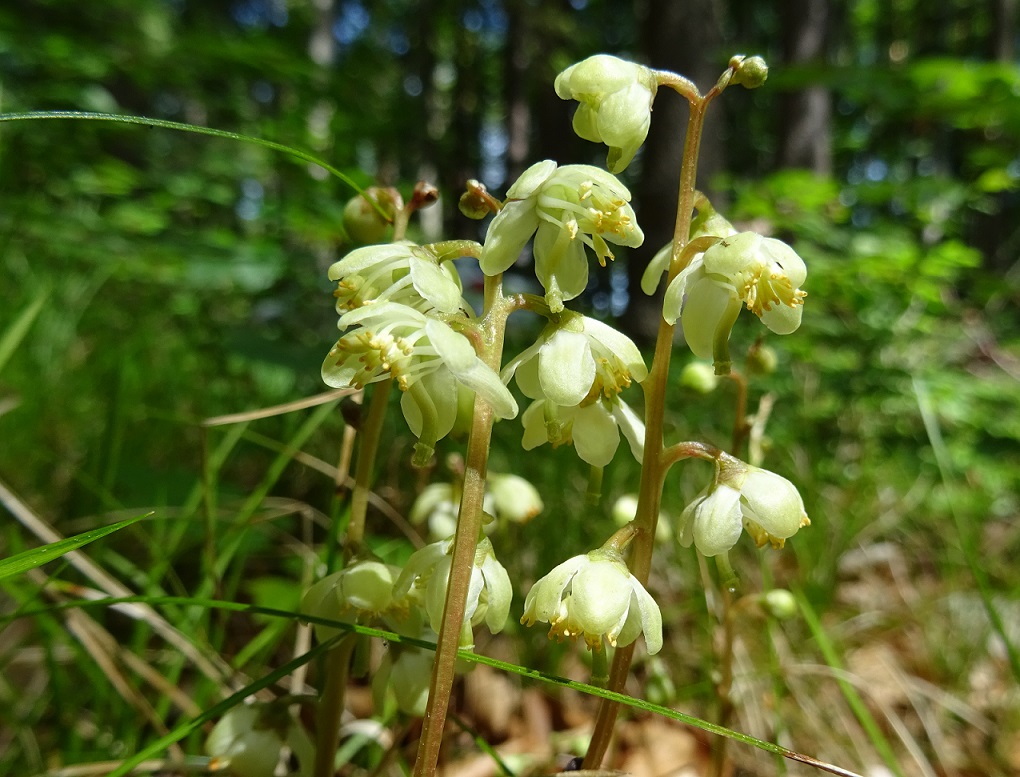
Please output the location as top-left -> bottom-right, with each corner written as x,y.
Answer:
730,55 -> 769,89
487,472 -> 544,524
680,361 -> 719,393
762,589 -> 798,620
343,186 -> 399,244
301,560 -> 400,640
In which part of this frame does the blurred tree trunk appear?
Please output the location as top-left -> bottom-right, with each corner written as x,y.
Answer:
777,0 -> 832,175
502,0 -> 532,186
991,0 -> 1016,60
625,0 -> 726,343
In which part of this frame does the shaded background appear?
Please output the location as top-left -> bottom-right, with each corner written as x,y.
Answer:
1,1 -> 1019,774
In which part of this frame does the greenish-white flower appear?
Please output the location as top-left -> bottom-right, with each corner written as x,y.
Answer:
678,454 -> 811,557
480,161 -> 643,312
487,472 -> 544,524
301,559 -> 401,640
322,302 -> 517,458
641,207 -> 738,295
394,536 -> 512,649
554,54 -> 658,173
663,232 -> 807,368
521,540 -> 662,654
520,396 -> 644,468
328,242 -> 466,315
374,640 -> 436,717
502,311 -> 647,408
205,703 -> 314,777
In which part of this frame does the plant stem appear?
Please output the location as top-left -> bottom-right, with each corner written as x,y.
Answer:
314,635 -> 357,777
583,72 -> 724,770
412,274 -> 513,777
711,584 -> 737,777
346,378 -> 393,554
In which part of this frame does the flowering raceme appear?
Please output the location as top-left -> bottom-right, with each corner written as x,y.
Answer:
554,54 -> 658,173
480,161 -> 643,312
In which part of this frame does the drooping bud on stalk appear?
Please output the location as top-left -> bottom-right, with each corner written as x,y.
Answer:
343,186 -> 401,244
730,55 -> 769,89
459,179 -> 502,219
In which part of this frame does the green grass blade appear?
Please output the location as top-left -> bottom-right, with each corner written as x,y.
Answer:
0,286 -> 49,376
0,513 -> 147,581
913,377 -> 1020,680
796,592 -> 903,777
9,595 -> 862,777
105,633 -> 343,777
0,110 -> 364,196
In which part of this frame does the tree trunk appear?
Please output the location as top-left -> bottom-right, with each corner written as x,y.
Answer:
777,0 -> 832,175
625,0 -> 726,343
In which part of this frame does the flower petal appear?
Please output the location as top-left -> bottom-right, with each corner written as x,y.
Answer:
611,400 -> 645,464
680,277 -> 739,360
739,468 -> 808,540
692,484 -> 743,557
426,319 -> 518,419
539,329 -> 595,407
522,555 -> 585,625
568,558 -> 633,636
479,198 -> 539,275
571,402 -> 620,467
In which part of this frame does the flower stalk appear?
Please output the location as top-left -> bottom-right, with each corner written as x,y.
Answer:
412,273 -> 516,777
583,64 -> 728,771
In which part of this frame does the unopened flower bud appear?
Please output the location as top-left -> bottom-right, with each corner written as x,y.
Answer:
762,589 -> 798,620
459,180 -> 500,219
343,186 -> 399,244
730,55 -> 769,89
680,361 -> 719,393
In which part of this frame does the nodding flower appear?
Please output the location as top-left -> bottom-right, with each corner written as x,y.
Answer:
554,54 -> 658,174
678,452 -> 811,557
322,302 -> 517,462
521,525 -> 662,654
480,161 -> 643,312
663,231 -> 807,372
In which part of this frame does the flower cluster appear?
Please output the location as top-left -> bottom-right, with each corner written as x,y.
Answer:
480,161 -> 643,312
